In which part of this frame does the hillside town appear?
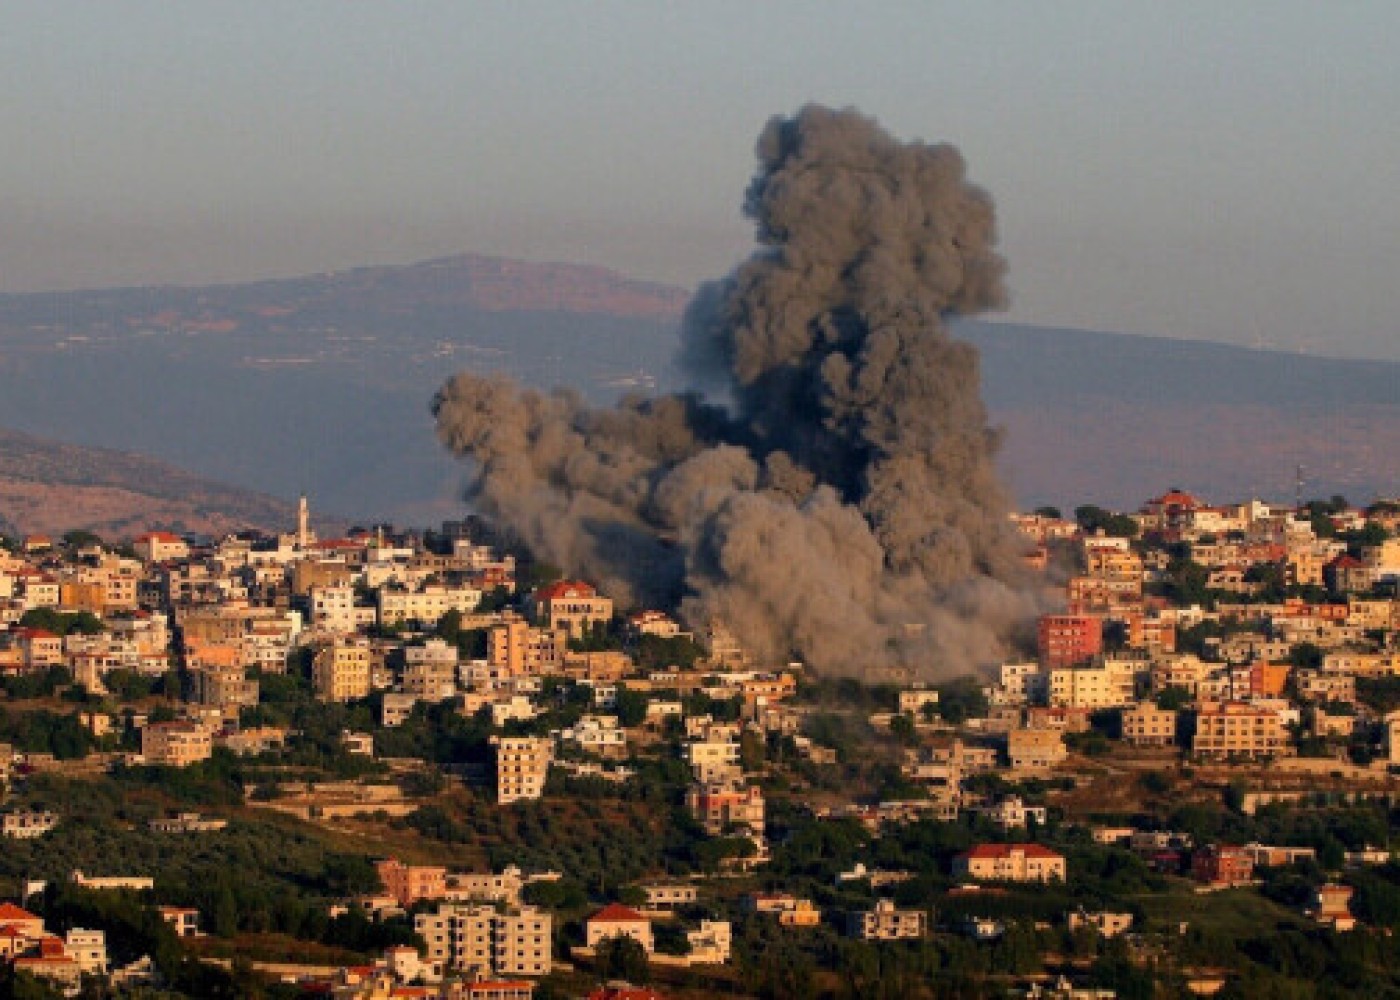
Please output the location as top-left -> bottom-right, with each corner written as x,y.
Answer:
0,490 -> 1398,998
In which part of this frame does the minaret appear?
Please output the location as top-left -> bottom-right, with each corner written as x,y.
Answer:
297,495 -> 310,550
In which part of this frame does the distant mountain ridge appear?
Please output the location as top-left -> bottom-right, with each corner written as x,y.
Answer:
0,427 -> 298,539
0,253 -> 1395,519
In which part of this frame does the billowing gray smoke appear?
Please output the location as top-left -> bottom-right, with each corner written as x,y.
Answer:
434,105 -> 1041,678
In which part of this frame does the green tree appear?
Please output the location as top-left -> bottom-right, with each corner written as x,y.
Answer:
614,685 -> 649,728
595,933 -> 649,983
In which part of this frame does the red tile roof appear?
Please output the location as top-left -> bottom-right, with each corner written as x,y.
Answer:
958,843 -> 1064,861
536,580 -> 597,601
0,903 -> 40,923
588,902 -> 648,924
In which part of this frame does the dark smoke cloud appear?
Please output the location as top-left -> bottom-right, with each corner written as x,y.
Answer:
434,105 -> 1043,678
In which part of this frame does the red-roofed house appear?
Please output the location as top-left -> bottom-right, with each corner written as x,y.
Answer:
132,532 -> 189,564
16,628 -> 63,669
532,581 -> 613,638
0,902 -> 44,940
587,988 -> 668,1000
1191,844 -> 1254,887
1141,490 -> 1205,533
586,903 -> 653,954
1325,554 -> 1373,594
953,843 -> 1066,883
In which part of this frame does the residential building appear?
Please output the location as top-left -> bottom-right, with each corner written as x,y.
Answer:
686,920 -> 732,963
1037,614 -> 1103,669
1,811 -> 58,839
586,903 -> 653,955
642,885 -> 698,909
1311,884 -> 1357,931
1121,703 -> 1179,748
403,639 -> 459,701
684,738 -> 741,783
532,581 -> 613,638
494,737 -> 552,804
379,585 -> 482,627
313,638 -> 373,703
1191,844 -> 1255,887
141,722 -> 212,768
377,858 -> 448,908
1006,727 -> 1067,772
1048,660 -> 1136,709
415,904 -> 552,978
984,797 -> 1047,829
1192,701 -> 1288,759
685,783 -> 765,838
1067,911 -> 1133,938
953,844 -> 1067,883
488,617 -> 567,676
847,899 -> 926,940
132,531 -> 190,564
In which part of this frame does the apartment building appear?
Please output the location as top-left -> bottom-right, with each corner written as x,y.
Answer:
684,739 -> 742,783
313,638 -> 373,703
488,617 -> 567,676
377,858 -> 448,907
1121,703 -> 1179,747
1006,727 -> 1067,772
685,783 -> 765,838
378,585 -> 482,627
188,664 -> 259,709
415,904 -> 552,978
403,638 -> 460,701
1048,660 -> 1136,709
847,899 -> 926,940
1037,614 -> 1103,669
1192,701 -> 1289,758
494,737 -> 552,804
141,722 -> 213,768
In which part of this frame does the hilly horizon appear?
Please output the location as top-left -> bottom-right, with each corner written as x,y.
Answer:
0,425 -> 303,540
0,252 -> 1396,521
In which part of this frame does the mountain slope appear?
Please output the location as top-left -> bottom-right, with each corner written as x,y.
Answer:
0,254 -> 1395,518
0,427 -> 297,539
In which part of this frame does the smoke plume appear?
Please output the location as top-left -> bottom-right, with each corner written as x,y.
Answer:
434,105 -> 1041,678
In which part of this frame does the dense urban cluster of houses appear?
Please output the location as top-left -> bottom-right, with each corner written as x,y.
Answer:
0,488 -> 1397,996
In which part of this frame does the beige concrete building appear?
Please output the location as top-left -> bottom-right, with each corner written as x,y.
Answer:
189,664 -> 259,709
586,903 -> 653,954
488,617 -> 567,676
1049,660 -> 1137,709
415,904 -> 552,978
684,738 -> 742,783
313,638 -> 373,703
1006,727 -> 1067,772
1192,701 -> 1288,759
532,580 -> 613,638
494,737 -> 552,804
141,722 -> 213,768
953,843 -> 1067,883
403,638 -> 459,701
378,585 -> 482,627
1121,703 -> 1178,748
847,899 -> 926,940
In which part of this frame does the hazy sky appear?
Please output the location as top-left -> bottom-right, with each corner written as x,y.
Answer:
3,2 -> 1397,359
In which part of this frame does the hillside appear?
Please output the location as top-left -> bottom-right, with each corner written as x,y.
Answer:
0,427 -> 297,539
0,254 -> 1395,519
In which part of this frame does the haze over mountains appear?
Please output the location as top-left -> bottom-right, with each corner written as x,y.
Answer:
0,426 -> 297,539
0,253 -> 1395,528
